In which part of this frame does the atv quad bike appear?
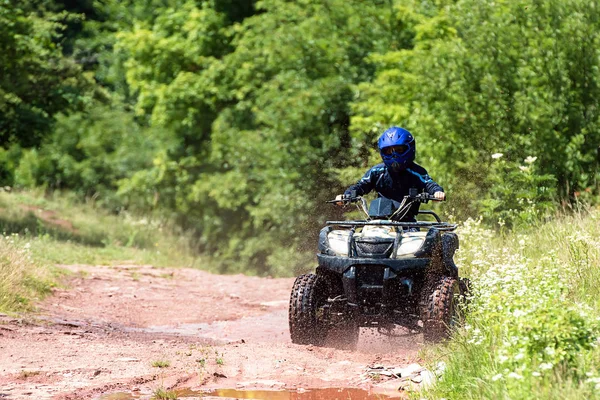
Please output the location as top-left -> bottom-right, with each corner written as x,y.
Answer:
289,189 -> 468,349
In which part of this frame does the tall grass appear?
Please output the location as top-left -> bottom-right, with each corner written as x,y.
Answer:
0,190 -> 202,268
0,235 -> 56,312
422,210 -> 600,399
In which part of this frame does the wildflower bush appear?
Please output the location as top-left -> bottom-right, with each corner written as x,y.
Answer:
424,214 -> 600,399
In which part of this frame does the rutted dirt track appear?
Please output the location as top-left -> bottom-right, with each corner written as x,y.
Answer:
0,264 -> 421,399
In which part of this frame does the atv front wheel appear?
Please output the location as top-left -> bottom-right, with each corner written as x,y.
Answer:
289,273 -> 328,345
421,276 -> 461,342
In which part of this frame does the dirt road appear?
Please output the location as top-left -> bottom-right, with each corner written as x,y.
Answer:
0,264 -> 421,399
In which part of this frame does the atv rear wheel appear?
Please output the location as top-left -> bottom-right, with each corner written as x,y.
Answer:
421,276 -> 461,342
289,273 -> 328,346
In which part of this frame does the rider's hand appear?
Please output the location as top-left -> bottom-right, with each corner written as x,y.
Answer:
434,191 -> 446,201
335,194 -> 346,206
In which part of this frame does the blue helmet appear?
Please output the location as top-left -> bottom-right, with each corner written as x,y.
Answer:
378,126 -> 416,171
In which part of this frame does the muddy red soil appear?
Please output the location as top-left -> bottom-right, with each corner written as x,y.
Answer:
0,264 -> 421,399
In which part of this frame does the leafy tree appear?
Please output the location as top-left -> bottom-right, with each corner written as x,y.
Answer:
353,0 -> 600,215
116,0 -> 398,274
70,0 -> 257,91
0,2 -> 91,150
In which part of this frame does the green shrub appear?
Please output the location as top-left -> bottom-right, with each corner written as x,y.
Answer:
15,103 -> 168,210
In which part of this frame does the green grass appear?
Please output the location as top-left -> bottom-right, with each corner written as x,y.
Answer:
421,209 -> 600,400
0,190 -> 202,266
0,234 -> 59,312
0,189 -> 206,313
152,387 -> 178,400
19,370 -> 41,379
151,359 -> 171,368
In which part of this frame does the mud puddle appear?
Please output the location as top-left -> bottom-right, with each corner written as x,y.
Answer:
101,387 -> 402,400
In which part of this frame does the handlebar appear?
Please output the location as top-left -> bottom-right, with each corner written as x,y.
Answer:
327,190 -> 445,223
410,192 -> 444,203
327,192 -> 444,205
326,198 -> 360,204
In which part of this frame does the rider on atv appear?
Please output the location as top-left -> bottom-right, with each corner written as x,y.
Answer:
288,126 -> 464,348
336,126 -> 445,222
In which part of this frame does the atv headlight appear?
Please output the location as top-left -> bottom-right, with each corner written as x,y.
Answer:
327,229 -> 350,256
395,233 -> 426,257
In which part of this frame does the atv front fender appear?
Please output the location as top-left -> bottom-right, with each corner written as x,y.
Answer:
442,233 -> 459,277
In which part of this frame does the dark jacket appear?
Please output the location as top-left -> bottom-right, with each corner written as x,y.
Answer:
345,162 -> 443,221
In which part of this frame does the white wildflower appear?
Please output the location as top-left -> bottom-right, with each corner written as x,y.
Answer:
436,361 -> 447,376
524,156 -> 538,164
491,373 -> 503,381
518,165 -> 529,172
539,362 -> 553,370
492,153 -> 503,159
532,371 -> 541,377
507,372 -> 523,380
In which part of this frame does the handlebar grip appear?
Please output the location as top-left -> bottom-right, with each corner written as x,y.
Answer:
411,193 -> 445,202
326,197 -> 359,204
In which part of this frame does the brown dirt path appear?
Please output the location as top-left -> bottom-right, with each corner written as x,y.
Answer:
0,264 -> 421,399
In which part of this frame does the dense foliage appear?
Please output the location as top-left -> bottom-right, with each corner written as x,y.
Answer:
2,0 -> 599,273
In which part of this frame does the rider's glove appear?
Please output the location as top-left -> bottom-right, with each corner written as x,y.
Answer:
343,189 -> 357,200
336,190 -> 357,205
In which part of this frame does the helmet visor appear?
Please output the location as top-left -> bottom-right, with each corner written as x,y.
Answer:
381,145 -> 409,155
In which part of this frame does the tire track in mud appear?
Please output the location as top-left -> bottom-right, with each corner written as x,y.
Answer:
0,264 -> 421,399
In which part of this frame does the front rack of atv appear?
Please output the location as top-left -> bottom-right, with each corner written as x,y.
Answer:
324,220 -> 457,231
